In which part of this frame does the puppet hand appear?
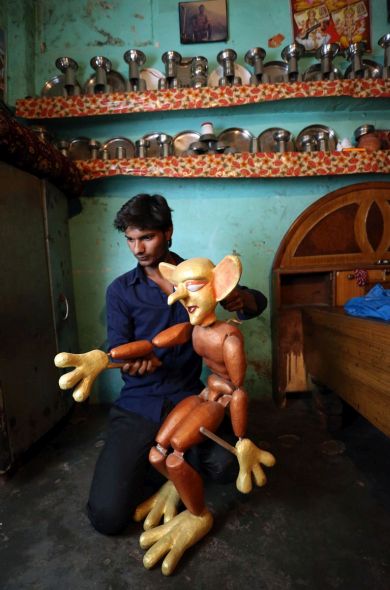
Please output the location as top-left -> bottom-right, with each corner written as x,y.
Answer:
140,509 -> 213,576
54,350 -> 109,402
133,481 -> 181,530
235,438 -> 276,494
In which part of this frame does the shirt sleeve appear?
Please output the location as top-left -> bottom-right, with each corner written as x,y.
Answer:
106,281 -> 135,351
237,285 -> 268,321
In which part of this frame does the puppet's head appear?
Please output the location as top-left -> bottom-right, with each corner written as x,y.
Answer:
159,255 -> 242,327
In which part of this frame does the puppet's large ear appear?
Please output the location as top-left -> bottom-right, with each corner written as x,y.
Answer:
213,255 -> 242,302
159,262 -> 177,284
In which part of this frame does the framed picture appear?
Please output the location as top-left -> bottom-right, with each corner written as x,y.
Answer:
290,0 -> 372,54
179,0 -> 228,44
0,29 -> 6,101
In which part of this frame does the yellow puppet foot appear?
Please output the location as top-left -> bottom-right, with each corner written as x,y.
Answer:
133,480 -> 181,530
140,508 -> 213,576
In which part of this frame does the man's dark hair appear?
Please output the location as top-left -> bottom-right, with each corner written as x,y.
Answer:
114,194 -> 173,233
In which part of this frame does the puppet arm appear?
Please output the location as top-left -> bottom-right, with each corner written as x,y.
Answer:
55,340 -> 154,402
152,322 -> 193,348
54,322 -> 192,401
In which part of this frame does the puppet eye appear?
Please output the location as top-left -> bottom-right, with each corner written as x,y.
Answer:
185,281 -> 207,292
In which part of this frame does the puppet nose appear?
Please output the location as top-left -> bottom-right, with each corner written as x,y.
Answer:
167,283 -> 187,305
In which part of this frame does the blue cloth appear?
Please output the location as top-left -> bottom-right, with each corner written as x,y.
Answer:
106,252 -> 267,423
344,283 -> 390,321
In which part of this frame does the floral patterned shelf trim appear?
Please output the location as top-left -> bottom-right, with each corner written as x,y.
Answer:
75,150 -> 390,181
16,79 -> 390,119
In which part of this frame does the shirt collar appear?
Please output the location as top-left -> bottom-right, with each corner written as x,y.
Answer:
127,252 -> 183,287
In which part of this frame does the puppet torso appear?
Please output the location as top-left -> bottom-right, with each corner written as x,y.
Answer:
192,320 -> 246,384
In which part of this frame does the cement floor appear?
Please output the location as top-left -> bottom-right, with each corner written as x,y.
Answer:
0,397 -> 389,590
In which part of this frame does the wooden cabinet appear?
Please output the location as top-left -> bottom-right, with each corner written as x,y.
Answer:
0,162 -> 78,472
335,269 -> 390,305
272,182 -> 390,407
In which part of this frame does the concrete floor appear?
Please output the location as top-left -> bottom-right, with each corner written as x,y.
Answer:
0,397 -> 389,590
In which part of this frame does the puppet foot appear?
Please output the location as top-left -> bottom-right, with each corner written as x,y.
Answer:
140,508 -> 213,576
133,480 -> 181,530
235,438 -> 276,494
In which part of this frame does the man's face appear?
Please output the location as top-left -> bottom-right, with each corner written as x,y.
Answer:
166,258 -> 217,327
125,226 -> 172,268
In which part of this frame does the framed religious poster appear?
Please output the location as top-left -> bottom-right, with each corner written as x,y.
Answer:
0,29 -> 6,101
179,0 -> 228,44
290,0 -> 372,54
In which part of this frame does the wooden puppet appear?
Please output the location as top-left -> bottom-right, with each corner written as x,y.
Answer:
55,255 -> 276,575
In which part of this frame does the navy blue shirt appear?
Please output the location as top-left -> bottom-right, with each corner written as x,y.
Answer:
106,253 -> 267,423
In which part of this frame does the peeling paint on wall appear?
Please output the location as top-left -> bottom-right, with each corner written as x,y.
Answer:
89,28 -> 125,46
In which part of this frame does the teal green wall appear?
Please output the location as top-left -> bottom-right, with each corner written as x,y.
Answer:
3,0 -> 390,402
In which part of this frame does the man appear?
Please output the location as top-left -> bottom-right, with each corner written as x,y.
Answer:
191,4 -> 211,41
87,193 -> 267,535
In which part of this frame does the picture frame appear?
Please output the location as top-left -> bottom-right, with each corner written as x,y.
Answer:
290,0 -> 372,54
179,0 -> 228,44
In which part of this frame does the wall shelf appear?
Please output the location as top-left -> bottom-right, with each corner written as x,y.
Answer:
74,150 -> 390,181
15,79 -> 390,119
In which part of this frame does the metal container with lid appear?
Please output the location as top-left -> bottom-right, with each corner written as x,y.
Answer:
354,124 -> 376,141
354,124 -> 381,151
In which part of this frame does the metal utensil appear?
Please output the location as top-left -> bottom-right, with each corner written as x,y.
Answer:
314,43 -> 342,80
258,127 -> 294,152
89,56 -> 112,93
160,51 -> 182,89
102,137 -> 135,159
378,33 -> 390,78
344,42 -> 382,79
191,56 -> 208,88
245,47 -> 266,86
135,138 -> 150,158
217,49 -> 242,86
68,137 -> 92,160
41,74 -> 83,98
261,61 -> 289,83
218,128 -> 254,153
173,131 -> 201,155
296,125 -> 337,152
157,133 -> 173,157
281,43 -> 305,82
55,57 -> 80,96
273,129 -> 292,152
123,49 -> 147,91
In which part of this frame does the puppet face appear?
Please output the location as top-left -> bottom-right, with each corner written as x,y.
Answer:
164,258 -> 217,327
159,255 -> 242,327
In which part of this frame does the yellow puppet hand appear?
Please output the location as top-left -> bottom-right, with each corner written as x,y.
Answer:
54,350 -> 109,402
133,480 -> 181,530
140,508 -> 213,576
235,438 -> 276,494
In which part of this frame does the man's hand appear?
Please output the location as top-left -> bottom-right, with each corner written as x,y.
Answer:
220,287 -> 260,315
235,438 -> 276,494
220,287 -> 245,312
121,352 -> 162,376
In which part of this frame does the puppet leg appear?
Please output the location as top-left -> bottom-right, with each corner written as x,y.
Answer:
139,400 -> 224,575
149,395 -> 203,478
166,400 -> 225,514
